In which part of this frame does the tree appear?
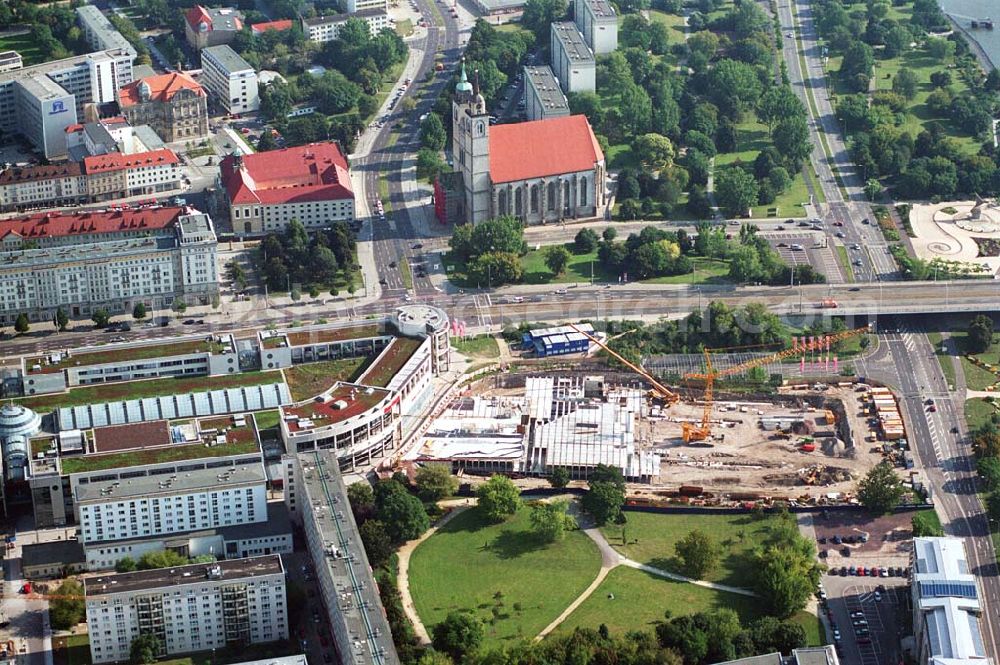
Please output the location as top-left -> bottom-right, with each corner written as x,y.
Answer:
419,112 -> 447,151
574,228 -> 600,254
633,133 -> 675,171
54,307 -> 68,331
347,481 -> 376,524
521,0 -> 567,40
674,529 -> 720,579
137,550 -> 189,570
468,252 -> 523,286
14,313 -> 29,334
115,556 -> 138,573
132,303 -> 147,320
359,520 -> 393,567
892,68 -> 919,101
977,456 -> 1000,492
130,634 -> 163,665
987,490 -> 1000,522
912,511 -> 944,537
257,131 -> 278,152
416,148 -> 447,183
582,466 -> 625,526
548,467 -> 570,488
968,315 -> 994,354
310,246 -> 340,284
715,168 -> 759,217
415,464 -> 458,502
376,481 -> 430,543
544,245 -> 572,275
858,461 -> 905,514
707,59 -> 762,118
432,612 -> 484,661
757,86 -> 805,133
476,474 -> 520,522
91,308 -> 110,328
750,545 -> 821,618
49,579 -> 85,630
529,499 -> 575,542
864,178 -> 882,201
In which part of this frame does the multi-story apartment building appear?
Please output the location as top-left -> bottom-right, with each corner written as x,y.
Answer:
573,0 -> 618,54
219,143 -> 354,236
85,556 -> 287,664
185,5 -> 245,50
523,65 -> 569,121
119,73 -> 208,142
200,45 -> 258,115
0,147 -> 182,211
550,22 -> 595,94
0,51 -> 23,74
288,451 -> 398,665
301,9 -> 390,42
0,206 -> 217,325
0,49 -> 134,158
76,5 -> 138,60
911,537 -> 992,665
340,0 -> 388,16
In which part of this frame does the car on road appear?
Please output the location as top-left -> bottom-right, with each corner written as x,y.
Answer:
851,243 -> 861,250
849,287 -> 860,291
554,288 -> 567,295
861,218 -> 870,224
836,232 -> 845,238
874,591 -> 882,602
412,243 -> 423,249
777,242 -> 788,247
833,221 -> 843,226
791,243 -> 803,250
840,566 -> 848,575
183,319 -> 196,325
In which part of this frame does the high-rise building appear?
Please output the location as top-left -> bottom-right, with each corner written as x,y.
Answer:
76,5 -> 138,59
85,556 -> 288,664
200,45 -> 258,114
573,0 -> 618,54
523,65 -> 569,121
550,22 -> 596,94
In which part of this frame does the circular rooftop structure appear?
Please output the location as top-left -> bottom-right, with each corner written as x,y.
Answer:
393,304 -> 449,337
0,403 -> 41,442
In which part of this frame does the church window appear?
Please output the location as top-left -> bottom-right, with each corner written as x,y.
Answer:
563,181 -> 570,213
580,177 -> 588,206
515,188 -> 523,215
530,185 -> 539,213
547,182 -> 556,211
498,189 -> 507,215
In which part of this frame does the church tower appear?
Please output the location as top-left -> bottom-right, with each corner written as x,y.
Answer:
451,60 -> 492,224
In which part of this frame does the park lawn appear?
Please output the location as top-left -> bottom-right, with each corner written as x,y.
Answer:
0,33 -> 45,66
283,357 -> 371,401
409,505 -> 602,646
606,143 -> 637,170
17,371 -> 284,413
598,511 -> 793,586
965,398 -> 997,431
644,257 -> 731,284
555,567 -> 823,646
452,335 -> 501,359
960,356 -> 1000,391
521,245 -> 615,285
395,18 -> 414,36
936,327 -> 1000,391
253,409 -> 282,431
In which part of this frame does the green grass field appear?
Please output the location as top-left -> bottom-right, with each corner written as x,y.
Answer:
927,332 -> 957,389
0,33 -> 45,66
283,357 -> 370,400
519,246 -> 730,286
555,567 -> 823,646
452,335 -> 500,359
253,409 -> 282,431
965,398 -> 997,431
835,245 -> 854,282
598,511 -> 795,586
409,505 -> 602,645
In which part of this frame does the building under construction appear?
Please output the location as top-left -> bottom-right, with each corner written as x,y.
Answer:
410,375 -> 660,482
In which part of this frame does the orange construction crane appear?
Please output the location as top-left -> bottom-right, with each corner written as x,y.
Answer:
568,324 -> 680,404
682,325 -> 871,443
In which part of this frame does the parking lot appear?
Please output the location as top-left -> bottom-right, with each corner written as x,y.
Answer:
765,229 -> 842,280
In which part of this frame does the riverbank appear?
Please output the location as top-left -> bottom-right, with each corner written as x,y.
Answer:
945,13 -> 996,71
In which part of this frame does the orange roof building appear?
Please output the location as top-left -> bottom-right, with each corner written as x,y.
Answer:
219,143 -> 355,236
251,19 -> 293,34
184,5 -> 244,50
118,73 -> 208,142
434,64 -> 606,226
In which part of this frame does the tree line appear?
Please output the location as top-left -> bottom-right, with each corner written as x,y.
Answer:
257,219 -> 357,297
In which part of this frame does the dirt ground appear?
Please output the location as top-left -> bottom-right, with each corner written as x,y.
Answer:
812,510 -> 915,571
642,385 -> 894,497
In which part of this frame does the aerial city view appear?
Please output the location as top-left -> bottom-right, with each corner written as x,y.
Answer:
1,0 -> 1000,663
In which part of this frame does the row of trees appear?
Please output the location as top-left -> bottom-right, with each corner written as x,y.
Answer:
448,216 -> 529,286
1,1 -> 90,63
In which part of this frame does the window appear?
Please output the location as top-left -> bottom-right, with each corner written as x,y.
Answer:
580,177 -> 587,206
498,189 -> 506,215
530,184 -> 538,213
547,182 -> 556,211
515,187 -> 522,215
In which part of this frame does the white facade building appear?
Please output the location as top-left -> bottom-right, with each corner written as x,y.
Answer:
573,0 -> 618,54
200,45 -> 259,114
0,207 -> 217,325
550,22 -> 596,94
76,5 -> 138,59
85,556 -> 288,664
302,9 -> 390,42
0,51 -> 22,74
523,65 -> 569,121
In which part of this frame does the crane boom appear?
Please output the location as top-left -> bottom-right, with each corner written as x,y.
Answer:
568,324 -> 680,403
682,325 -> 871,443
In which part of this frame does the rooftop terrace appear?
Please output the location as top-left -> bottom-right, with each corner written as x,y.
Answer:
283,383 -> 391,431
359,337 -> 423,388
27,337 -> 230,374
286,324 -> 383,347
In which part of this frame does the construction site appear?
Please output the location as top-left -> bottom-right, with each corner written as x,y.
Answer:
415,323 -> 922,505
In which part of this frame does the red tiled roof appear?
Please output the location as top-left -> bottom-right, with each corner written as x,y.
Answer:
185,5 -> 212,29
119,72 -> 205,108
251,19 -> 293,33
0,162 -> 84,184
0,207 -> 183,241
220,142 -> 354,207
65,123 -> 85,134
489,115 -> 604,184
82,148 -> 179,175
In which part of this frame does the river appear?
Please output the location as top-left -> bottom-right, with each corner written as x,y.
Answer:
938,0 -> 1000,69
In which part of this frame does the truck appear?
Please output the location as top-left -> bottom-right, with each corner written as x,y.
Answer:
819,298 -> 838,308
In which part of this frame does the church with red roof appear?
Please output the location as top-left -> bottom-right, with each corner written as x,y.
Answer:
219,143 -> 355,236
434,63 -> 606,226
